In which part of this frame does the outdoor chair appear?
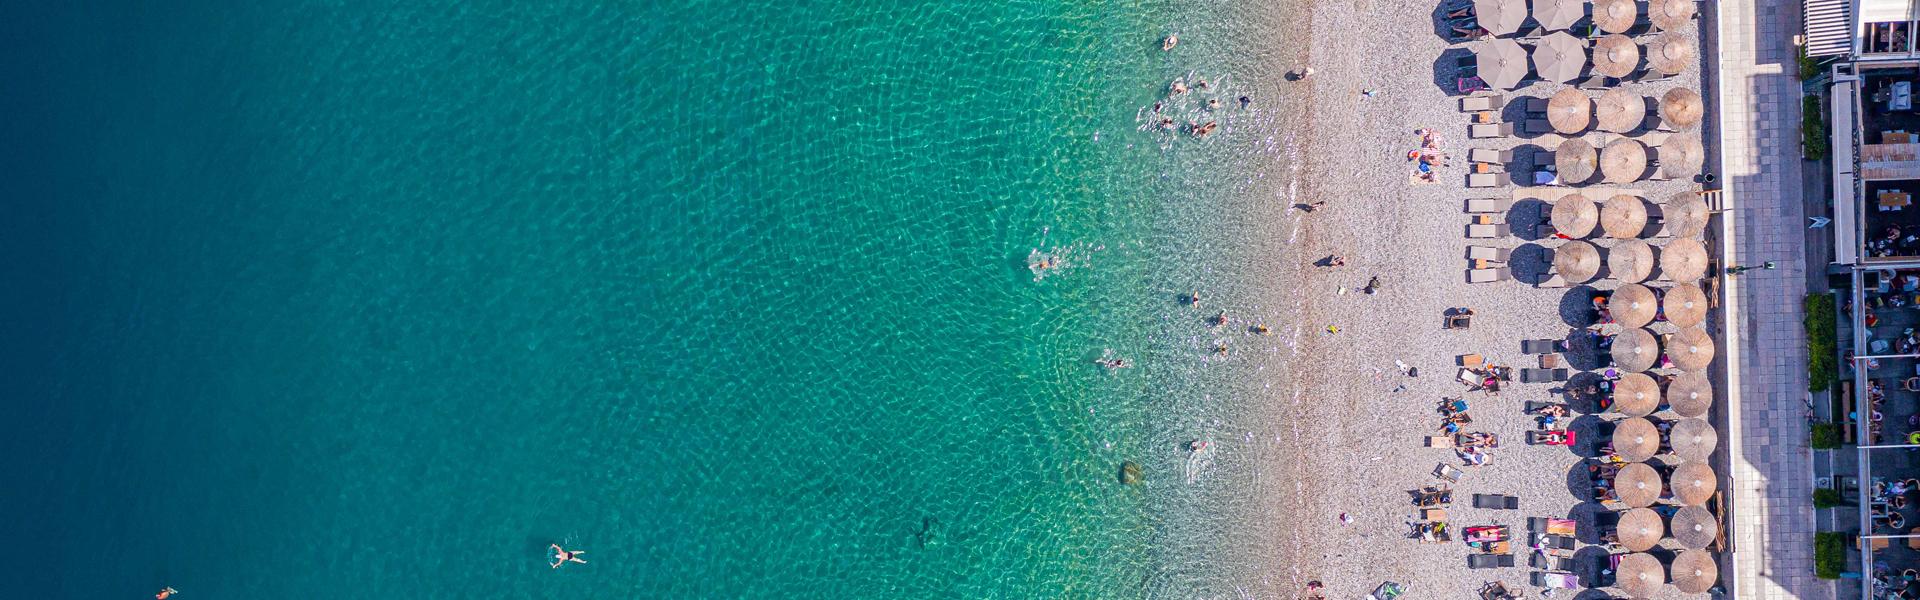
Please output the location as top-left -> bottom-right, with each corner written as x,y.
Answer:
1460,94 -> 1505,112
1519,368 -> 1569,383
1522,119 -> 1553,135
1524,97 -> 1548,114
1466,172 -> 1513,188
1465,197 -> 1511,213
1468,148 -> 1513,164
1472,493 -> 1519,509
1467,246 -> 1510,263
1520,339 -> 1560,354
1469,123 -> 1514,139
1468,268 -> 1511,283
1466,222 -> 1512,238
1466,554 -> 1516,569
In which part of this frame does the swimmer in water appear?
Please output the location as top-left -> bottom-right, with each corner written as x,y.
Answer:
156,588 -> 178,600
1162,34 -> 1178,51
550,544 -> 587,569
1189,440 -> 1210,452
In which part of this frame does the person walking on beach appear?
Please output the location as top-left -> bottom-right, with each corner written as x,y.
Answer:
1324,255 -> 1345,267
1295,200 -> 1327,212
550,544 -> 587,569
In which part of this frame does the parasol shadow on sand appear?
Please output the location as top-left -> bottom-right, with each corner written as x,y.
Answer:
1558,285 -> 1603,328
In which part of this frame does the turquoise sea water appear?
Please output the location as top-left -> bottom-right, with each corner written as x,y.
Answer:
0,2 -> 1298,597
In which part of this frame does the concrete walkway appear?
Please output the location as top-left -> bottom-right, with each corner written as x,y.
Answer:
1715,0 -> 1827,598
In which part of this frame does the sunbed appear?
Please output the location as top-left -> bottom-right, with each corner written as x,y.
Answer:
1577,75 -> 1614,90
1533,532 -> 1577,550
1467,245 -> 1510,263
1523,119 -> 1553,135
1435,463 -> 1466,482
1466,553 -> 1516,569
1534,273 -> 1568,288
1524,97 -> 1548,114
1520,339 -> 1560,354
1473,493 -> 1520,509
1469,123 -> 1514,139
1530,553 -> 1575,572
1460,94 -> 1505,112
1519,368 -> 1568,383
1467,172 -> 1512,188
1466,223 -> 1512,239
1531,517 -> 1578,536
1465,198 -> 1511,213
1532,571 -> 1579,589
1467,268 -> 1511,284
1480,581 -> 1519,600
1527,429 -> 1576,446
1468,148 -> 1514,164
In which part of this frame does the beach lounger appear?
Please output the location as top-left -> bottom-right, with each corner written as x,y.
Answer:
1467,554 -> 1516,569
1460,94 -> 1505,112
1469,123 -> 1514,139
1519,368 -> 1569,383
1527,429 -> 1576,445
1466,172 -> 1512,188
1522,119 -> 1553,135
1473,493 -> 1520,509
1480,582 -> 1519,600
1530,553 -> 1575,571
1427,435 -> 1456,448
1535,273 -> 1567,288
1422,508 -> 1448,521
1465,198 -> 1511,213
1412,485 -> 1453,506
1578,75 -> 1615,90
1467,246 -> 1510,263
1467,268 -> 1511,284
1468,148 -> 1513,164
1637,69 -> 1674,84
1466,223 -> 1511,239
1524,97 -> 1548,114
1532,571 -> 1580,589
1530,517 -> 1578,536
1534,533 -> 1577,551
1520,339 -> 1561,354
1435,463 -> 1466,482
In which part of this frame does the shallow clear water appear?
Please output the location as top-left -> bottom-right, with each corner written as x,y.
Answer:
0,1 -> 1301,597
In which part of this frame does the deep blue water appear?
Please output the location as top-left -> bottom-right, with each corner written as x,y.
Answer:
0,2 -> 1297,597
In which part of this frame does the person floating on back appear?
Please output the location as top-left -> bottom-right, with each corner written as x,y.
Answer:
550,544 -> 587,569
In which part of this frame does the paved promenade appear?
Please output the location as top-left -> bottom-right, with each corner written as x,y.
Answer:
1714,0 -> 1826,598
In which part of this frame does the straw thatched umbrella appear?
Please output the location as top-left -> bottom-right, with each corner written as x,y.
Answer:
1612,417 -> 1660,462
1475,0 -> 1529,36
1602,138 -> 1648,183
1670,417 -> 1717,461
1617,507 -> 1665,552
1662,88 -> 1705,130
1661,237 -> 1709,282
1555,240 -> 1603,282
1671,505 -> 1718,549
1649,31 -> 1697,75
1547,88 -> 1592,134
1476,38 -> 1531,89
1651,0 -> 1699,31
1615,462 -> 1662,507
1558,138 -> 1599,184
1609,239 -> 1656,283
1671,549 -> 1719,593
1618,552 -> 1666,598
1663,192 -> 1710,238
1602,194 -> 1649,238
1593,0 -> 1640,34
1612,372 -> 1662,417
1552,193 -> 1600,238
1613,283 -> 1659,328
1671,461 -> 1717,506
1533,32 -> 1588,83
1534,0 -> 1586,30
1592,34 -> 1642,79
1669,326 -> 1715,371
1660,135 -> 1705,179
1663,283 -> 1709,328
1666,371 -> 1713,417
1597,88 -> 1647,133
1612,327 -> 1659,372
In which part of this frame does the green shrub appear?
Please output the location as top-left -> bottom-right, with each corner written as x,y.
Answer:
1814,488 -> 1845,508
1815,532 -> 1846,579
1800,46 -> 1824,81
1806,294 -> 1837,391
1803,95 -> 1830,160
1811,423 -> 1844,449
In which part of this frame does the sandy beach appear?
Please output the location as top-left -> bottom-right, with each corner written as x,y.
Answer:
1228,1 -> 1717,598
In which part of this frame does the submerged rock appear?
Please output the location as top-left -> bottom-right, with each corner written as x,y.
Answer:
1119,461 -> 1143,485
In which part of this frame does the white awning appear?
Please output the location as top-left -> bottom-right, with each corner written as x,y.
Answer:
1836,80 -> 1860,265
1862,0 -> 1919,22
1807,0 -> 1854,56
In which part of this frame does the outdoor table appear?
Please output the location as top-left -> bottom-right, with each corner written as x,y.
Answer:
1881,191 -> 1913,210
1890,131 -> 1916,144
